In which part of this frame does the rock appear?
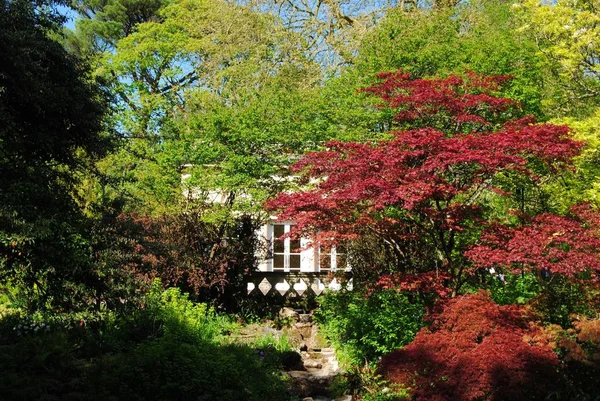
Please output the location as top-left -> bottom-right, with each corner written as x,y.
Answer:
335,396 -> 353,401
302,398 -> 314,401
285,324 -> 342,399
287,371 -> 334,397
279,307 -> 299,321
299,313 -> 313,323
294,322 -> 313,342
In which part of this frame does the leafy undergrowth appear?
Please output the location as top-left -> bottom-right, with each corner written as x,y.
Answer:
315,289 -> 425,367
0,282 -> 294,401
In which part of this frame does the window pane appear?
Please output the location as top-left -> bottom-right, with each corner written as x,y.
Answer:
274,238 -> 285,253
290,254 -> 301,270
273,254 -> 285,270
336,253 -> 347,270
320,250 -> 331,270
273,225 -> 285,253
274,224 -> 285,237
290,238 -> 301,253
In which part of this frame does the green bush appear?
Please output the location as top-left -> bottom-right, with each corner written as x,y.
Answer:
474,272 -> 597,328
0,284 -> 292,401
144,282 -> 239,344
85,338 -> 291,401
315,289 -> 425,366
531,276 -> 596,327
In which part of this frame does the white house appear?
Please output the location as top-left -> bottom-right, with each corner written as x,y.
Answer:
247,220 -> 353,297
182,166 -> 353,297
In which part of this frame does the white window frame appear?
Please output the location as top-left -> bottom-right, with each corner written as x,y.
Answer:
317,245 -> 348,272
268,223 -> 302,272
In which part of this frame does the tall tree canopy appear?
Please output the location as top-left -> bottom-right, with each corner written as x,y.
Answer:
70,0 -> 320,215
0,0 -> 111,311
268,72 -> 582,292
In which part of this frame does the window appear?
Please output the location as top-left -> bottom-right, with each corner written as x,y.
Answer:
318,244 -> 347,272
270,223 -> 301,272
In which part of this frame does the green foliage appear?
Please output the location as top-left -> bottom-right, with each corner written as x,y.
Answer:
532,276 -> 596,328
144,281 -> 238,343
543,112 -> 600,211
0,0 -> 117,313
72,0 -> 320,216
251,330 -> 293,353
330,364 -> 410,401
485,272 -> 541,306
85,339 -> 291,401
315,289 -> 425,366
354,1 -> 546,116
516,0 -> 600,118
0,284 -> 292,401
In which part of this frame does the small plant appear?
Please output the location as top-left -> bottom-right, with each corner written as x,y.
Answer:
252,328 -> 293,353
331,363 -> 410,401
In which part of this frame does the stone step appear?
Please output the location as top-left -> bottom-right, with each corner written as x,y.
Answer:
302,396 -> 353,401
304,368 -> 335,377
303,359 -> 323,369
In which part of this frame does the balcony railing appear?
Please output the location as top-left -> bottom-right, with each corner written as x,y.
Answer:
246,271 -> 353,297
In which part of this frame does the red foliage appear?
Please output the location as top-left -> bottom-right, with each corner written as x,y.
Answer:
466,203 -> 600,280
107,210 -> 258,300
379,292 -> 563,401
375,271 -> 452,298
362,70 -> 516,129
267,71 -> 582,289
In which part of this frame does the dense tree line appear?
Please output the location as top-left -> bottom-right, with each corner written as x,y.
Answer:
1,0 -> 600,399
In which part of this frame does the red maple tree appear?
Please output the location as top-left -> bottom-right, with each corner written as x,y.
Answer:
379,292 -> 564,401
466,203 -> 600,280
267,71 -> 582,292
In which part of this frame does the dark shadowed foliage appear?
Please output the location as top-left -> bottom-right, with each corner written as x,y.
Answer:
103,207 -> 261,311
0,284 -> 292,401
0,0 -> 113,312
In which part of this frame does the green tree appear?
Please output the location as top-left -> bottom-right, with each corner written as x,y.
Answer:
515,0 -> 600,209
517,0 -> 600,117
0,0 -> 112,311
71,0 -> 319,214
355,1 -> 546,116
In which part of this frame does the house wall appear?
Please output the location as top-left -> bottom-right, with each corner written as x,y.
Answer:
256,221 -> 350,274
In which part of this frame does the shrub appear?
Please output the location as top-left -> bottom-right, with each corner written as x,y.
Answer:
315,289 -> 425,366
544,316 -> 600,397
530,276 -> 596,328
85,338 -> 291,401
379,291 -> 564,401
487,272 -> 541,305
143,283 -> 238,344
0,284 -> 291,401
